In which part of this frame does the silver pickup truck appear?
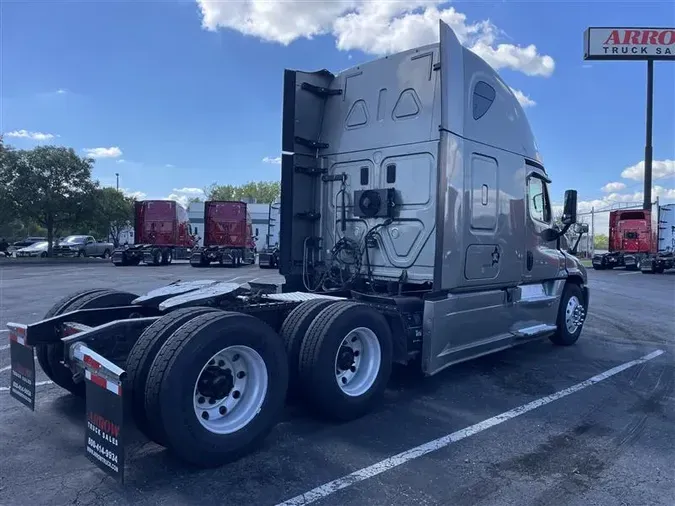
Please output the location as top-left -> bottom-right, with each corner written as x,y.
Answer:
52,235 -> 114,259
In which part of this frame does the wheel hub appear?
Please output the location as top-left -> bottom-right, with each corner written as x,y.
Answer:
334,327 -> 382,397
197,366 -> 234,400
565,296 -> 585,334
336,346 -> 355,371
193,345 -> 269,435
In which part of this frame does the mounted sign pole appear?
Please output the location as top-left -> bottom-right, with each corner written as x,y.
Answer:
584,27 -> 674,210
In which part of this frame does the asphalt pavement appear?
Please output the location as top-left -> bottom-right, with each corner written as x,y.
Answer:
0,263 -> 673,506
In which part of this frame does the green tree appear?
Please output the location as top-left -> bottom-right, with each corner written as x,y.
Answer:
594,233 -> 609,250
206,181 -> 280,204
0,137 -> 17,233
86,187 -> 136,247
4,146 -> 97,256
241,181 -> 280,203
205,183 -> 238,201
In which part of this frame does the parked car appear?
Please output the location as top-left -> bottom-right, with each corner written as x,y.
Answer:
53,235 -> 114,259
7,236 -> 47,256
14,241 -> 52,258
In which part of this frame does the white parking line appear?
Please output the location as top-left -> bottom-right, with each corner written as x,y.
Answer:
0,380 -> 53,392
618,271 -> 641,276
0,329 -> 8,333
276,349 -> 665,506
0,344 -> 9,351
0,365 -> 10,373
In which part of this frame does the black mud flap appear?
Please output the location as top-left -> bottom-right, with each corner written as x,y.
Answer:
79,346 -> 126,483
8,323 -> 36,411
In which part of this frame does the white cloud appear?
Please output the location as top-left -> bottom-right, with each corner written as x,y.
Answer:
509,88 -> 536,108
653,185 -> 675,200
5,129 -> 56,141
116,159 -> 126,164
172,187 -> 204,196
167,187 -> 206,207
121,188 -> 147,200
621,160 -> 675,181
165,164 -> 175,168
84,146 -> 123,159
166,193 -> 191,207
262,156 -> 282,165
601,182 -> 626,193
56,89 -> 67,94
577,186 -> 675,214
196,1 -> 555,77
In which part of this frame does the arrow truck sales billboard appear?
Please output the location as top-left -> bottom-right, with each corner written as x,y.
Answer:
584,27 -> 674,60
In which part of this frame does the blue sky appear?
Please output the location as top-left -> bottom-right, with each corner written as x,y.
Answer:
2,1 -> 674,217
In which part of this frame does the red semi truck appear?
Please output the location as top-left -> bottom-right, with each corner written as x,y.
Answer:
592,208 -> 655,270
112,200 -> 197,266
189,200 -> 256,267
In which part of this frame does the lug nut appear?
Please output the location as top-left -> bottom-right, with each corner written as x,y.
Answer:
218,360 -> 225,367
201,411 -> 209,420
350,366 -> 356,372
219,406 -> 227,415
225,368 -> 232,375
351,336 -> 357,343
232,354 -> 240,362
198,396 -> 205,404
208,398 -> 216,405
353,350 -> 360,357
237,371 -> 246,379
232,390 -> 241,399
341,377 -> 347,384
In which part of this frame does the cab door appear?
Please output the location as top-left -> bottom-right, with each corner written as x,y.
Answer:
523,169 -> 564,283
84,236 -> 97,256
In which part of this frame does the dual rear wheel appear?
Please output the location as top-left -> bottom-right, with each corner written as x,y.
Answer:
281,299 -> 394,420
38,292 -> 394,467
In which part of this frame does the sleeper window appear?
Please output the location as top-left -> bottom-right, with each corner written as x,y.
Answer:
473,81 -> 496,120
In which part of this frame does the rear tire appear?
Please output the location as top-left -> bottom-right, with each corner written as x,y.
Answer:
161,249 -> 173,265
144,312 -> 288,467
550,283 -> 585,346
38,289 -> 138,396
102,250 -> 111,259
298,301 -> 393,421
37,289 -> 110,387
280,298 -> 338,397
126,306 -> 220,445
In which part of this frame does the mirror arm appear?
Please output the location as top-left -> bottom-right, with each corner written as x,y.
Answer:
559,222 -> 572,237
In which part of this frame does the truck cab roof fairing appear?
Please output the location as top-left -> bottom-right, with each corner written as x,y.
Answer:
439,20 -> 542,163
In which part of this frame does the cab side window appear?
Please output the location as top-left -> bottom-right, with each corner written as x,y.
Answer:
527,176 -> 551,223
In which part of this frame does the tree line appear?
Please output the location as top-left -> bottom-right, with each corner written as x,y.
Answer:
195,181 -> 280,205
0,139 -> 281,255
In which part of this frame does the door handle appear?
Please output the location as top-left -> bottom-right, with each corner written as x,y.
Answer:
527,251 -> 533,271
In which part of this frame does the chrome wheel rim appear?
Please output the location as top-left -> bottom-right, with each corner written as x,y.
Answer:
193,345 -> 268,434
565,295 -> 583,334
334,327 -> 381,397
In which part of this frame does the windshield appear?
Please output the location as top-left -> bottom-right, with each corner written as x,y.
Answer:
61,236 -> 87,244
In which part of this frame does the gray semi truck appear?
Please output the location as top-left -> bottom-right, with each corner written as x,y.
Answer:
6,21 -> 588,481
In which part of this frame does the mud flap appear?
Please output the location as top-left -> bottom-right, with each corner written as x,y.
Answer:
8,323 -> 36,411
76,344 -> 126,482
